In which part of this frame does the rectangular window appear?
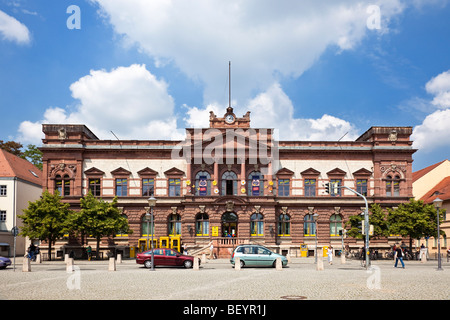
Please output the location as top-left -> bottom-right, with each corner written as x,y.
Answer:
115,178 -> 128,196
169,178 -> 181,197
89,178 -> 101,196
142,178 -> 154,197
330,179 -> 341,197
304,179 -> 316,197
0,210 -> 6,222
0,185 -> 6,196
356,179 -> 368,196
278,179 -> 290,197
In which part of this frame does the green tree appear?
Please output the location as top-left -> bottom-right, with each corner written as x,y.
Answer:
387,198 -> 446,250
22,144 -> 43,170
346,204 -> 390,239
19,190 -> 73,261
0,140 -> 23,156
70,192 -> 132,259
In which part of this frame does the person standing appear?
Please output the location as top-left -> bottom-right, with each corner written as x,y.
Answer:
327,246 -> 333,265
394,246 -> 405,268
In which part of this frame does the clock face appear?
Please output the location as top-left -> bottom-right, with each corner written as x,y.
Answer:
225,114 -> 235,123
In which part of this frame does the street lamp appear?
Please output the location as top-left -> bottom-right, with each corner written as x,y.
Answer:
433,197 -> 443,271
313,213 -> 319,264
147,196 -> 157,271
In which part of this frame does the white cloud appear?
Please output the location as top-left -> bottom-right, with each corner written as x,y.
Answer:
91,0 -> 406,105
412,70 -> 450,151
425,70 -> 450,108
17,64 -> 184,144
184,82 -> 360,141
0,10 -> 30,44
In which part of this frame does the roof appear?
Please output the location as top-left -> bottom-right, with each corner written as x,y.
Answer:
420,176 -> 450,204
412,160 -> 447,182
0,149 -> 43,186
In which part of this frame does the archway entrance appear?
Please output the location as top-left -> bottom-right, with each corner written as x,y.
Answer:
222,212 -> 238,237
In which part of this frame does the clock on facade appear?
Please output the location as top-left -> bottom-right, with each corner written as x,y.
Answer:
225,114 -> 235,124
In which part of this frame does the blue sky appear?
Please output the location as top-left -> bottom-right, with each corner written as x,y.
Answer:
1,0 -> 450,172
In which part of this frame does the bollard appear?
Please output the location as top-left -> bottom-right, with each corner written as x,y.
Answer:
235,257 -> 241,271
341,254 -> 346,264
22,257 -> 31,272
193,256 -> 199,270
36,254 -> 41,264
286,253 -> 291,263
64,253 -> 69,263
66,258 -> 74,273
117,253 -> 122,264
201,253 -> 207,264
276,257 -> 282,270
316,249 -> 324,271
108,257 -> 116,271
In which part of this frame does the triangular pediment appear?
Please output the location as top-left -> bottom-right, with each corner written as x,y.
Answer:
110,167 -> 131,176
326,168 -> 346,176
137,167 -> 158,177
164,167 -> 185,176
187,129 -> 275,161
352,168 -> 372,176
276,167 -> 295,176
300,167 -> 321,176
84,167 -> 105,176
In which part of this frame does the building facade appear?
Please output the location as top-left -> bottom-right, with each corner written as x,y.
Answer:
0,149 -> 43,256
413,160 -> 449,255
40,108 -> 416,258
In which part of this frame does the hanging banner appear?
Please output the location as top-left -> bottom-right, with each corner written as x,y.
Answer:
199,176 -> 208,196
251,176 -> 260,196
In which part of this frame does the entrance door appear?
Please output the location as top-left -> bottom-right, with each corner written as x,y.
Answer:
222,212 -> 238,237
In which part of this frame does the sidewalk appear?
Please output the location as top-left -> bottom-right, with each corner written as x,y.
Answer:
1,256 -> 448,300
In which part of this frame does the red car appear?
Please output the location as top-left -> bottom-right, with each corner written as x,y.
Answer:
136,248 -> 200,269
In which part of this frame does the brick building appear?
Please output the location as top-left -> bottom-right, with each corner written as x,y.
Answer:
40,108 -> 415,258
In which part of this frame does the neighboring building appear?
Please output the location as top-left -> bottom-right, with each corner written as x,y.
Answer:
413,160 -> 450,255
0,149 -> 43,256
40,108 -> 416,258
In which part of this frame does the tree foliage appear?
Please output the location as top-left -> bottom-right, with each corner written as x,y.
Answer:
0,140 -> 43,170
387,198 -> 445,249
18,190 -> 73,260
346,199 -> 446,249
69,192 -> 132,258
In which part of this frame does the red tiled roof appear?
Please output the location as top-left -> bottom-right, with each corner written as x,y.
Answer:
420,176 -> 450,204
412,160 -> 446,182
0,149 -> 43,186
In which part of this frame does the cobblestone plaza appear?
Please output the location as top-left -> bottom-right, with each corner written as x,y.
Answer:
1,257 -> 448,301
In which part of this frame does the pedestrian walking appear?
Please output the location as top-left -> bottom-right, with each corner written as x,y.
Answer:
209,242 -> 215,259
394,246 -> 405,268
327,246 -> 333,265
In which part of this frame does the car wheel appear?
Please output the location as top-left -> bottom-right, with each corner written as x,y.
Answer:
184,260 -> 193,268
144,260 -> 153,269
239,260 -> 245,268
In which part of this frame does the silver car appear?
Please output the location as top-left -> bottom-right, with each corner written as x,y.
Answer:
230,244 -> 288,268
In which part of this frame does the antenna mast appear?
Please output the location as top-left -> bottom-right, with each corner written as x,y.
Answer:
229,61 -> 231,109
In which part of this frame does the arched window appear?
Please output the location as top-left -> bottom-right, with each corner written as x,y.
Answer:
250,213 -> 264,236
386,175 -> 401,197
195,171 -> 211,196
141,215 -> 154,236
304,214 -> 316,236
222,171 -> 238,196
196,213 -> 209,236
278,214 -> 290,236
222,212 -> 238,237
168,214 -> 181,236
247,171 -> 263,196
330,214 -> 342,236
116,214 -> 129,237
55,174 -> 70,196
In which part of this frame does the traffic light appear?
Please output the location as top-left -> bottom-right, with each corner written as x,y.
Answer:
325,183 -> 331,194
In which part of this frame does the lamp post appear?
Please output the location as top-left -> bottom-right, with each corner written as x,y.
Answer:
433,197 -> 443,271
313,213 -> 319,264
147,196 -> 157,271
